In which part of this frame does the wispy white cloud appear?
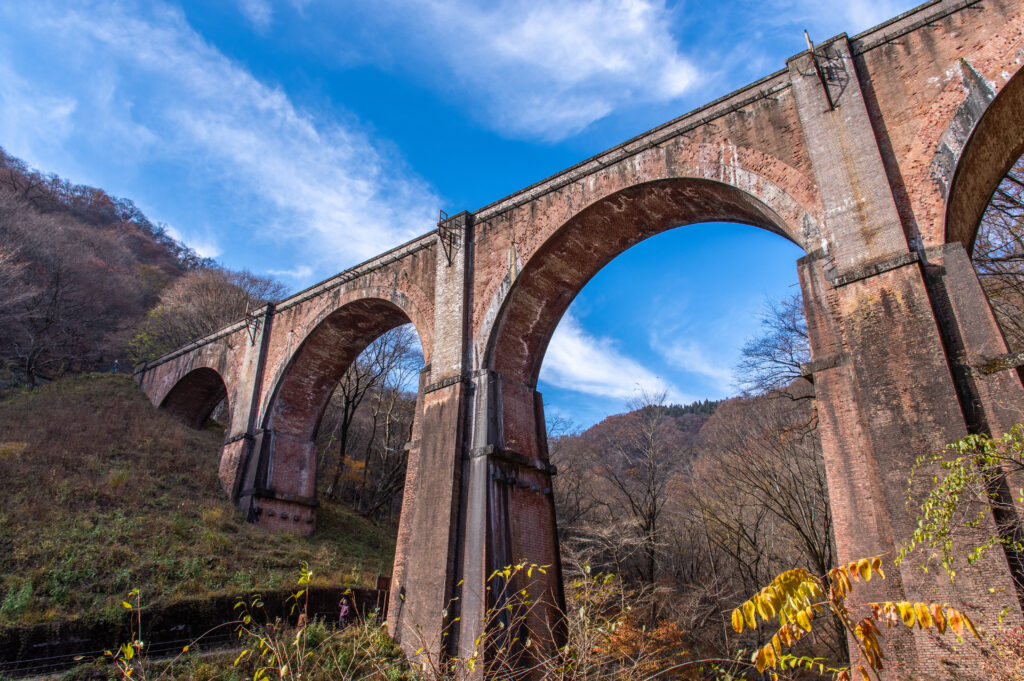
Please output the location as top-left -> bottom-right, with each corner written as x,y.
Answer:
540,312 -> 686,402
0,59 -> 78,165
237,0 -> 274,31
651,337 -> 735,395
668,0 -> 919,91
350,0 -> 906,142
0,1 -> 438,278
163,225 -> 222,260
267,264 -> 314,281
361,0 -> 699,141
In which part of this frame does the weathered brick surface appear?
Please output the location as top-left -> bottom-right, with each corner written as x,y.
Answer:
851,0 -> 1024,249
387,381 -> 465,661
800,253 -> 1022,676
135,2 -> 1024,675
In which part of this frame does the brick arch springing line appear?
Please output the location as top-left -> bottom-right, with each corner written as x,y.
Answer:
159,367 -> 229,430
483,177 -> 812,389
945,63 -> 1024,252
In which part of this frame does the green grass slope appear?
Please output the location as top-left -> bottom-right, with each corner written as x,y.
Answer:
0,374 -> 396,628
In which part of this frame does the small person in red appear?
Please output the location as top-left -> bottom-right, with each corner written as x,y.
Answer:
338,595 -> 352,629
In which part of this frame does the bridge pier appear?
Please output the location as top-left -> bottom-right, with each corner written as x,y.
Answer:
242,429 -> 319,534
387,378 -> 468,664
791,35 -> 1023,676
454,368 -> 564,674
385,214 -> 564,676
388,211 -> 474,666
800,251 -> 1023,676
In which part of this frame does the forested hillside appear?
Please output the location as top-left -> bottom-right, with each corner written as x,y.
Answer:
0,147 -> 286,387
0,148 -> 206,386
549,380 -> 841,663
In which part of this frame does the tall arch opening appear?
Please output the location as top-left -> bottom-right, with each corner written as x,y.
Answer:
969,153 -> 1024,353
316,323 -> 424,523
485,178 -> 810,451
476,177 -> 834,663
941,63 -> 1024,602
160,367 -> 229,431
938,61 -> 1024,436
944,62 -> 1024,361
946,65 -> 1024,253
247,297 -> 425,538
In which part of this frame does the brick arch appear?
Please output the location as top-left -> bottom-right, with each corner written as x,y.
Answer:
472,154 -> 822,366
159,366 -> 229,430
483,177 -> 812,389
262,296 -> 420,439
243,296 -> 425,534
258,285 -> 431,428
296,285 -> 432,369
945,62 -> 1024,251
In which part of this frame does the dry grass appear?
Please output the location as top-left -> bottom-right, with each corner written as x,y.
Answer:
0,373 -> 395,628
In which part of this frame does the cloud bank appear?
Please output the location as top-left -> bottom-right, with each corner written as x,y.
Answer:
0,1 -> 438,280
312,0 -> 699,141
540,313 -> 685,403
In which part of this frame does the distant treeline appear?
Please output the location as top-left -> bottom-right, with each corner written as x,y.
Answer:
661,399 -> 719,416
633,399 -> 719,421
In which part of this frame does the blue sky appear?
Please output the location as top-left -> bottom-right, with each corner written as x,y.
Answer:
0,0 -> 917,427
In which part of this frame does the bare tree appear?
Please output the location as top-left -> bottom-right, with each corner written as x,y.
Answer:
585,391 -> 692,587
695,390 -> 834,577
973,156 -> 1024,351
0,192 -> 141,384
688,390 -> 845,661
0,245 -> 35,324
734,293 -> 810,396
548,415 -> 601,532
317,324 -> 423,519
356,326 -> 422,517
0,146 -> 225,384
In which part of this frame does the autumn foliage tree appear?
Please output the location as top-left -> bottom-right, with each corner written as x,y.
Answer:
0,147 -> 288,382
128,267 -> 288,363
0,147 -> 210,385
729,556 -> 979,681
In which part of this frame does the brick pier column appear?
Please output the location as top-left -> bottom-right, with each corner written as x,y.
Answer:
392,208 -> 564,677
222,303 -> 274,510
388,214 -> 472,668
792,35 -> 1022,678
456,368 -> 564,674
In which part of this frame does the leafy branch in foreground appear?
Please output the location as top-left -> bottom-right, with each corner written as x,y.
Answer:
231,562 -> 412,681
899,425 -> 1024,589
730,557 -> 979,681
99,586 -> 236,681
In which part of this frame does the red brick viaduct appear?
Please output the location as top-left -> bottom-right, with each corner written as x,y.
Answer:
135,1 -> 1024,676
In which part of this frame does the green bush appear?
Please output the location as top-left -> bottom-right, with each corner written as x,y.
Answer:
0,580 -> 32,618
